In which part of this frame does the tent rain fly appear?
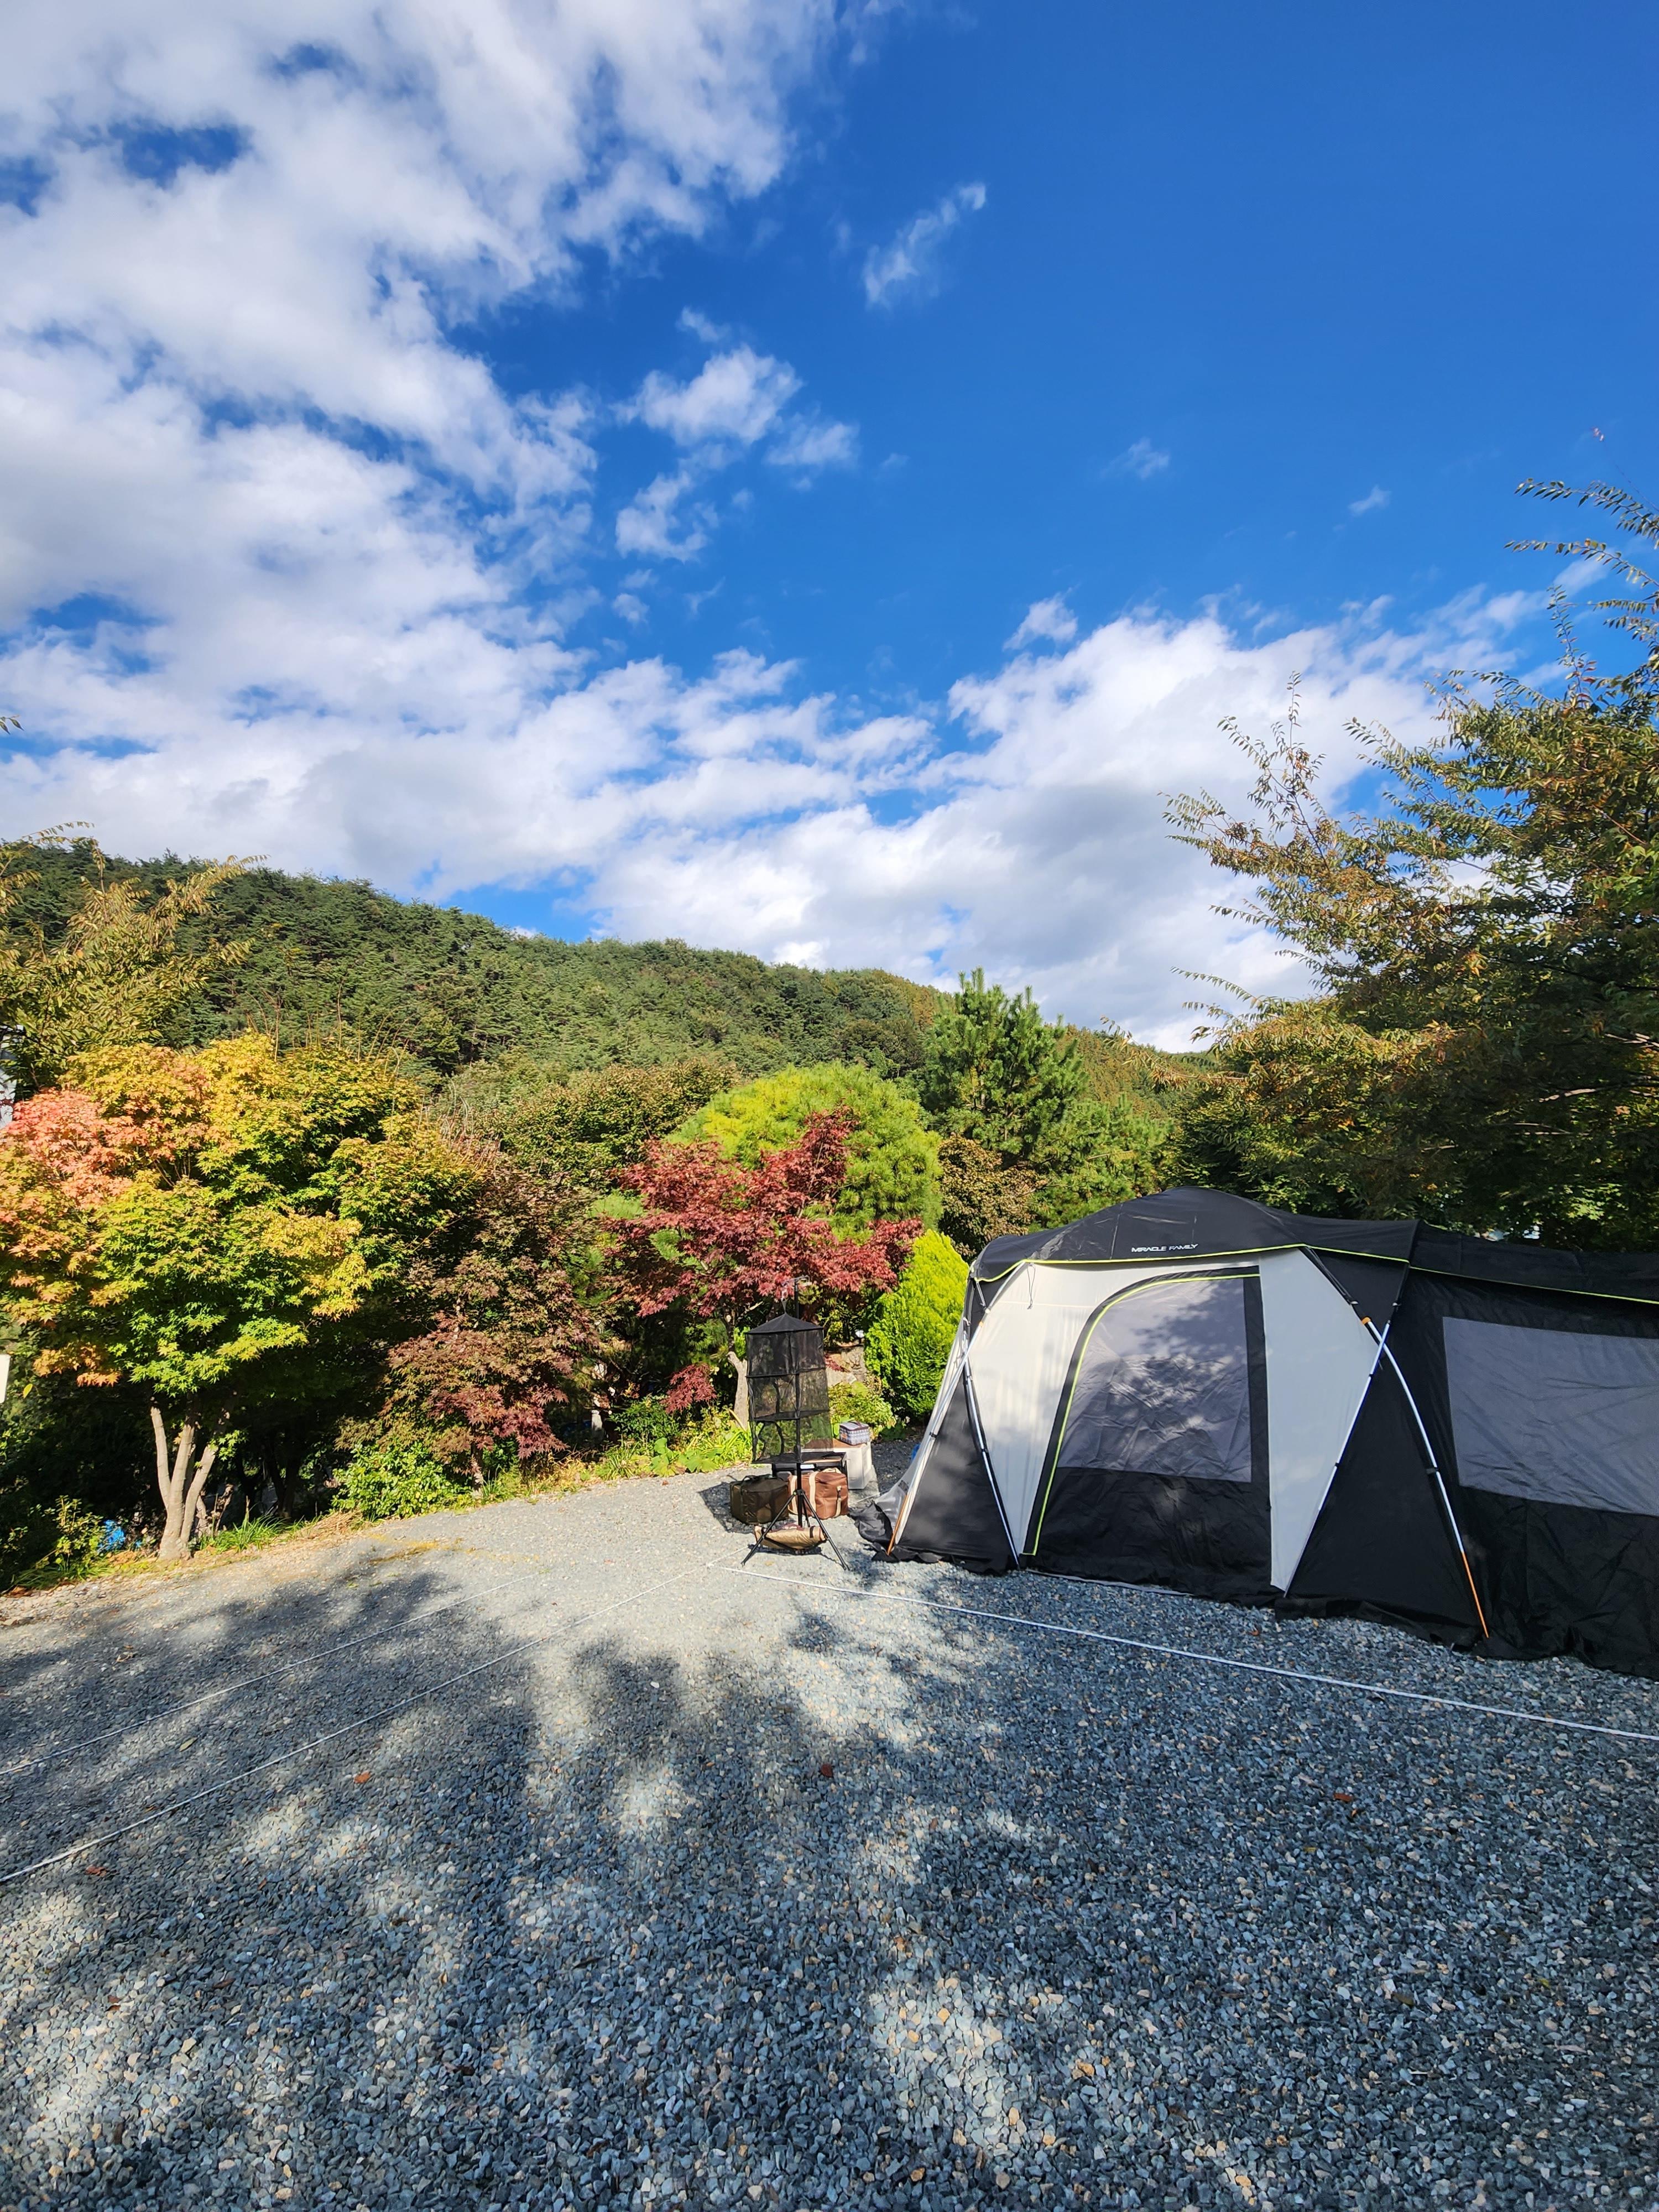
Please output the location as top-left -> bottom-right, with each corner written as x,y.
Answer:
855,1187 -> 1659,1678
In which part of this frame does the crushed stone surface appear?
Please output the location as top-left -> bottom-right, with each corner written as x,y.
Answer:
2,1452 -> 1657,2212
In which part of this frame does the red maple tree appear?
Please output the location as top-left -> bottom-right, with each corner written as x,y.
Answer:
611,1108 -> 917,1360
382,1152 -> 614,1474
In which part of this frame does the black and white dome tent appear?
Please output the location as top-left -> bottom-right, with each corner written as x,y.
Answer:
859,1187 -> 1659,1677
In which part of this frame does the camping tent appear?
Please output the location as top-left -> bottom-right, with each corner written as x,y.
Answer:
858,1187 -> 1659,1676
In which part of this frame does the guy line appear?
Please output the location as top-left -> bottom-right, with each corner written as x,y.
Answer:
727,1563 -> 1659,1748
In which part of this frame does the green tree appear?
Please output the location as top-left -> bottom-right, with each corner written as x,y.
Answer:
0,1035 -> 482,1558
1,843 -> 946,1082
865,1229 -> 969,1417
460,1055 -> 738,1191
919,969 -> 1086,1161
1020,1092 -> 1177,1229
1168,476 -> 1659,1245
677,1061 -> 940,1233
0,832 -> 250,1090
934,1134 -> 1040,1255
920,975 -> 1173,1246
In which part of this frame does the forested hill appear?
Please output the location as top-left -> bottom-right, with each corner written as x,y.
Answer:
1,841 -> 946,1079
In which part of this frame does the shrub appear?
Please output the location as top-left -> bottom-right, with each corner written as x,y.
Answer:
866,1229 -> 968,1417
828,1379 -> 899,1436
607,1389 -> 749,1473
676,1062 -> 940,1233
612,1395 -> 676,1447
667,1409 -> 751,1474
0,1491 -> 107,1589
336,1436 -> 470,1522
588,1407 -> 750,1482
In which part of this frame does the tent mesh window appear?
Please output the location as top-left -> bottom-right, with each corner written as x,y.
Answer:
747,1313 -> 832,1464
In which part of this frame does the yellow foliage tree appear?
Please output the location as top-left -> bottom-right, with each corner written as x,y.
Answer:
0,1037 -> 483,1559
0,832 -> 251,1089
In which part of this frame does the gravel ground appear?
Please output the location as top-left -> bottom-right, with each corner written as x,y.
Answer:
2,1447 -> 1657,2212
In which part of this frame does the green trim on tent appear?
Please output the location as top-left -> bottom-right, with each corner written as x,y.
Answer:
973,1247 -> 1659,1308
975,1243 -> 1387,1286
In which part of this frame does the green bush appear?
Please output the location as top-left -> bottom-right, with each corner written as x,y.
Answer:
676,1061 -> 940,1233
588,1408 -> 750,1482
866,1229 -> 968,1417
0,1492 -> 107,1589
336,1437 -> 471,1522
612,1395 -> 676,1447
828,1379 -> 899,1436
668,1410 -> 751,1473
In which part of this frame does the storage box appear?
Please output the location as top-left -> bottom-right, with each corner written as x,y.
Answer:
837,1421 -> 873,1447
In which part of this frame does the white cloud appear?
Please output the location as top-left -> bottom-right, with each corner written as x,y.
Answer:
615,470 -> 712,560
571,607 -> 1473,1046
677,308 -> 729,346
3,587 -> 1530,1045
0,1 -> 849,774
1108,438 -> 1171,481
629,347 -> 802,450
861,181 -> 987,308
766,415 -> 859,472
1006,597 -> 1077,650
620,338 -> 856,540
1349,485 -> 1391,516
3,4 -> 838,489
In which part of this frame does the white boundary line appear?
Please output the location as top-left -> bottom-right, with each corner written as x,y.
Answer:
0,1568 -> 701,1888
726,1566 -> 1659,1747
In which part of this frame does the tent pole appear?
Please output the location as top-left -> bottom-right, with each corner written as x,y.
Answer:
1359,1319 -> 1490,1641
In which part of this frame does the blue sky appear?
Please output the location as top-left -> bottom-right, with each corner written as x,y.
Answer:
2,0 -> 1653,1041
527,0 -> 1656,692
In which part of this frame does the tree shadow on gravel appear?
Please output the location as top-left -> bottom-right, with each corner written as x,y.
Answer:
693,1477 -> 746,1534
1,1557 -> 1656,2212
0,1545 -> 491,1866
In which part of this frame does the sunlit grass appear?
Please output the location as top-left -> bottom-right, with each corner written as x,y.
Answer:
199,1515 -> 290,1553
